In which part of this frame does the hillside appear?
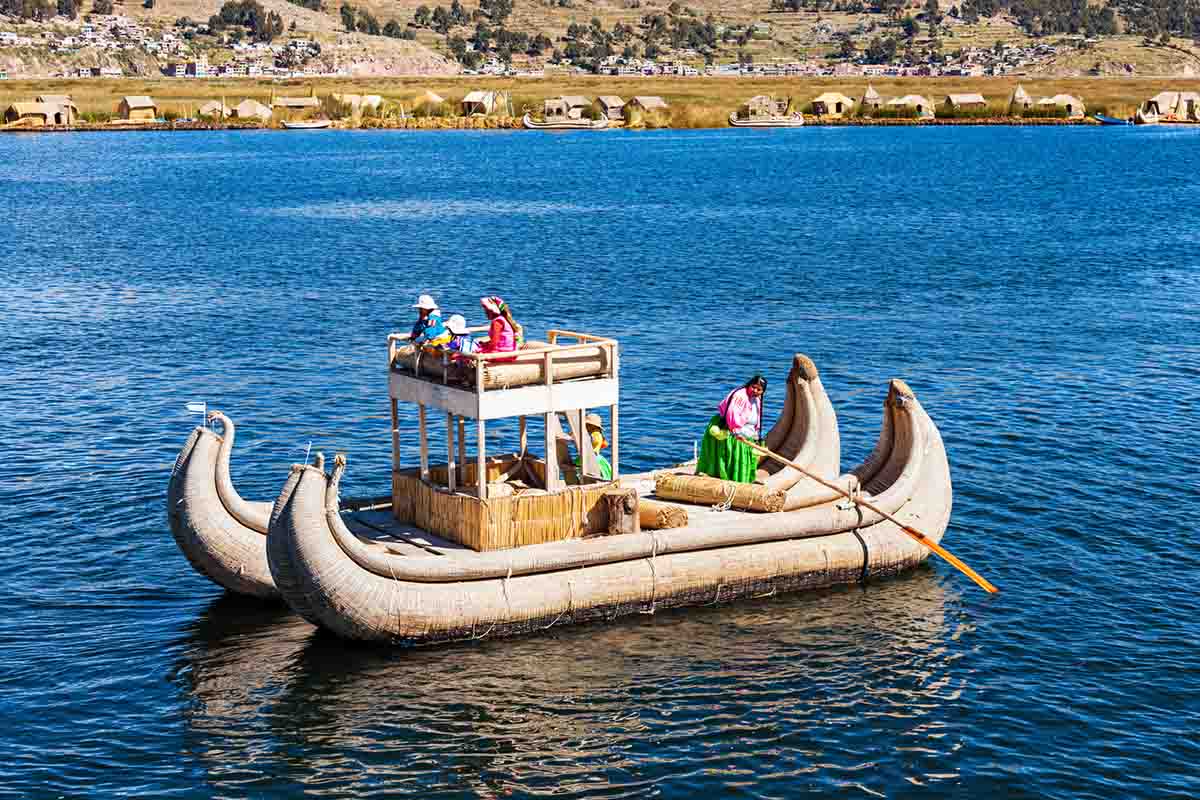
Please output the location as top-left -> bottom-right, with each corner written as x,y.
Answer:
1,0 -> 1199,76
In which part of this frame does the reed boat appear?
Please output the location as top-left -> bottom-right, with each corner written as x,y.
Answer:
169,411 -> 279,599
261,327 -> 953,644
521,113 -> 609,130
1094,114 -> 1131,126
281,119 -> 332,130
727,112 -> 806,128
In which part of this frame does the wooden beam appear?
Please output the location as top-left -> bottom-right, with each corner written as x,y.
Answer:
519,415 -> 527,457
446,412 -> 456,493
610,403 -> 619,480
477,418 -> 487,500
544,411 -> 559,491
418,403 -> 429,481
390,397 -> 400,474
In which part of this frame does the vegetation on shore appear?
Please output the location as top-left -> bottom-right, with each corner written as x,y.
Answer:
2,75 -> 1192,128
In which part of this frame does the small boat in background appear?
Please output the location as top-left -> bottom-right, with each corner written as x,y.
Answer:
1094,114 -> 1131,125
282,119 -> 331,130
521,113 -> 608,130
729,95 -> 805,128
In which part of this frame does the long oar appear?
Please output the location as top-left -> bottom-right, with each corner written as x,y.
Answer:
738,437 -> 998,594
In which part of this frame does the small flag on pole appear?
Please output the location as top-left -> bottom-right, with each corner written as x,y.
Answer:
186,401 -> 208,429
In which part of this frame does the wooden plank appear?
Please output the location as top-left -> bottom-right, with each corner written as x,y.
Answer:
519,415 -> 527,457
611,403 -> 620,480
544,411 -> 559,491
476,378 -> 619,420
446,412 -> 456,493
418,404 -> 429,481
390,397 -> 400,473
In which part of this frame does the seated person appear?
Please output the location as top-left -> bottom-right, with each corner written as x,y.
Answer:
444,315 -> 477,359
574,413 -> 613,481
410,294 -> 450,348
477,296 -> 523,357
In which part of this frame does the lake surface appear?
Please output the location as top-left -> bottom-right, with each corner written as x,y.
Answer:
1,125 -> 1198,798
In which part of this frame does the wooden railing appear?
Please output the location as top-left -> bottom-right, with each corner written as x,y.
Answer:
389,326 -> 618,392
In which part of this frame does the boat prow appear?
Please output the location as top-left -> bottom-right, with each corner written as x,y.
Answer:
167,411 -> 279,598
267,367 -> 952,644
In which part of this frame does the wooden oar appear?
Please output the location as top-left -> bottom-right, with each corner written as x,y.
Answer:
738,437 -> 999,594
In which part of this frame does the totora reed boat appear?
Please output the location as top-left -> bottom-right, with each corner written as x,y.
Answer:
168,328 -> 954,644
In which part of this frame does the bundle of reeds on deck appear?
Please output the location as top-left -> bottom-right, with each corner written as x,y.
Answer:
654,473 -> 786,513
638,498 -> 689,530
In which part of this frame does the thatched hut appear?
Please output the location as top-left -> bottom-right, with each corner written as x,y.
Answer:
860,85 -> 883,115
462,90 -> 506,116
1036,93 -> 1085,119
886,94 -> 933,118
198,100 -> 231,118
272,94 -> 319,111
232,99 -> 272,121
35,94 -> 78,124
628,95 -> 668,113
1007,84 -> 1033,114
118,96 -> 157,121
811,91 -> 855,117
941,93 -> 988,113
741,95 -> 789,118
593,95 -> 625,121
4,102 -> 52,126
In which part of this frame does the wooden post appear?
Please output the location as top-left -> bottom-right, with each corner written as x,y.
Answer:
418,404 -> 429,482
458,417 -> 467,480
610,403 -> 619,480
390,398 -> 400,474
519,415 -> 527,457
604,488 -> 640,536
477,418 -> 487,500
446,412 -> 456,493
544,412 -> 558,491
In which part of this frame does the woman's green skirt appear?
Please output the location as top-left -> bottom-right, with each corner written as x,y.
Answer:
696,414 -> 759,483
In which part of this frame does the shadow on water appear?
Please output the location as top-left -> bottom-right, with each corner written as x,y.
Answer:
173,569 -> 968,796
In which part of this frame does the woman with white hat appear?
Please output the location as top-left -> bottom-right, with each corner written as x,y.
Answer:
410,294 -> 450,348
444,314 -> 477,358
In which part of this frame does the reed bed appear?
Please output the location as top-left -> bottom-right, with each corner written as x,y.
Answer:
1,76 -> 1189,127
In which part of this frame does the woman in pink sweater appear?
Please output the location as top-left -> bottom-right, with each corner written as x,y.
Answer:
477,296 -> 524,358
696,375 -> 767,483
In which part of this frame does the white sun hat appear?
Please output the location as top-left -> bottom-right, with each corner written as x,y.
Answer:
412,294 -> 439,311
445,314 -> 469,335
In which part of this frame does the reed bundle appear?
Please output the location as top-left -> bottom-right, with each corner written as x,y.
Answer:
639,498 -> 689,530
654,473 -> 786,513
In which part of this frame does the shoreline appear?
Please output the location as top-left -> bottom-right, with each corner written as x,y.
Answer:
0,116 -> 1111,134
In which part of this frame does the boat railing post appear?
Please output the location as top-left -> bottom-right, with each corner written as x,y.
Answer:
519,415 -> 527,458
418,404 -> 429,482
458,416 -> 467,479
390,398 -> 400,474
611,345 -> 619,479
446,411 -> 456,493
477,418 -> 487,500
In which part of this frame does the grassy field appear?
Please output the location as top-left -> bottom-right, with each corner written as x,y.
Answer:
3,75 -> 1197,125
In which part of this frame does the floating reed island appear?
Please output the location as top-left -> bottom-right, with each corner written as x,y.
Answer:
168,323 -> 996,646
10,81 -> 1200,133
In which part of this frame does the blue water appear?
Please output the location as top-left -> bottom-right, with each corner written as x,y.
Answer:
1,125 -> 1198,798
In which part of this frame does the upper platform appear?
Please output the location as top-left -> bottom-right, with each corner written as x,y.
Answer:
388,329 -> 619,421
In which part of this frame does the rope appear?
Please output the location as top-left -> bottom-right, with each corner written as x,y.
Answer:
640,531 -> 660,615
543,578 -> 572,630
712,482 -> 736,512
502,560 -> 513,614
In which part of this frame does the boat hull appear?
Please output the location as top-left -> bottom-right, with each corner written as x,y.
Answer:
522,113 -> 608,130
267,379 -> 952,645
729,112 -> 805,128
281,120 -> 331,129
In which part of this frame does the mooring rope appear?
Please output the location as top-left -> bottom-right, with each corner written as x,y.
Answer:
712,482 -> 736,512
640,531 -> 660,615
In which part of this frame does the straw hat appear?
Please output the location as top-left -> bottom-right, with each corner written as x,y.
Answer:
412,294 -> 439,310
445,314 -> 469,335
585,413 -> 603,431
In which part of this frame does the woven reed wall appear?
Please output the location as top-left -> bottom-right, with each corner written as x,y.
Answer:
393,465 -> 616,551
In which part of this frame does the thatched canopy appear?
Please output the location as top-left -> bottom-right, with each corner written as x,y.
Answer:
630,95 -> 668,111
233,99 -> 272,120
943,93 -> 987,108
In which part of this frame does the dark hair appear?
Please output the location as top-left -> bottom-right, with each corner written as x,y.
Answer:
745,374 -> 767,391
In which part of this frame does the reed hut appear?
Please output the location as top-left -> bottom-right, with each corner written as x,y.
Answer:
593,95 -> 625,121
1181,92 -> 1200,121
462,90 -> 504,116
742,95 -> 789,118
272,94 -> 320,111
886,94 -> 933,119
232,99 -> 272,121
861,85 -> 883,115
3,102 -> 52,126
1036,94 -> 1085,119
35,94 -> 78,124
198,100 -> 231,118
941,93 -> 988,113
811,91 -> 855,118
118,96 -> 157,121
1007,84 -> 1033,114
628,96 -> 668,113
